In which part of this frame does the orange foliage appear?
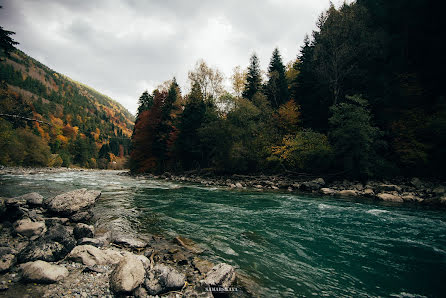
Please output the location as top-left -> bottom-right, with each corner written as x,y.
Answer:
56,134 -> 68,144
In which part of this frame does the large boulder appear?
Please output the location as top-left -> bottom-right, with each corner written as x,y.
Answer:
46,189 -> 101,215
68,245 -> 123,266
21,260 -> 68,283
144,264 -> 186,295
201,263 -> 236,288
0,247 -> 16,273
14,218 -> 46,237
110,255 -> 145,294
73,223 -> 94,240
18,223 -> 75,263
377,193 -> 403,203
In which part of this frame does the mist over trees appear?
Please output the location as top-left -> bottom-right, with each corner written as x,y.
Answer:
130,0 -> 445,179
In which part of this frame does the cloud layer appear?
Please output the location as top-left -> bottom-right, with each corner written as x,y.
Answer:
0,0 -> 334,114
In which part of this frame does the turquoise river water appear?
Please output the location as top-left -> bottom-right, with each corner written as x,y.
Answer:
0,170 -> 445,297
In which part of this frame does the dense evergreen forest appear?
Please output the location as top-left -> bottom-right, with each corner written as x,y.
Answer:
0,48 -> 134,168
131,0 -> 446,180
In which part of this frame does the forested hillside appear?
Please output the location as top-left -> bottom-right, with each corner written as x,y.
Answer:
0,50 -> 134,168
131,0 -> 446,180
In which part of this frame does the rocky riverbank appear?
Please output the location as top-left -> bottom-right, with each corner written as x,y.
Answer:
0,188 -> 244,297
141,172 -> 446,207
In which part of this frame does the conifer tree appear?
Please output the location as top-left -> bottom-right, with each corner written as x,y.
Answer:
266,48 -> 289,108
242,53 -> 262,100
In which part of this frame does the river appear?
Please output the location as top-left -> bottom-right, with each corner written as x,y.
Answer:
1,170 -> 445,297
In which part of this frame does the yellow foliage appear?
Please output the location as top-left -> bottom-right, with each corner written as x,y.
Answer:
56,134 -> 68,144
275,100 -> 301,134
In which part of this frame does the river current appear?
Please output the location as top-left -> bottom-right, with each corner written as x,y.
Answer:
1,170 -> 445,297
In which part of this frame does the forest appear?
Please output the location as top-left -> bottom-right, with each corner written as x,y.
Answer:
131,0 -> 446,180
0,48 -> 134,168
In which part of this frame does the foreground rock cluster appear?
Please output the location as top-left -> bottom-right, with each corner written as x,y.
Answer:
147,172 -> 446,206
0,189 -> 240,297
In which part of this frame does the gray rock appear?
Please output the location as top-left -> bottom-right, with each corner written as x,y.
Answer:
144,264 -> 186,295
235,182 -> 243,188
300,178 -> 325,191
44,217 -> 69,226
68,245 -> 123,266
18,223 -> 76,263
401,194 -> 423,202
363,188 -> 375,196
73,223 -> 94,240
70,210 -> 93,223
112,233 -> 146,249
133,286 -> 149,298
17,193 -> 44,206
21,260 -> 68,283
377,184 -> 402,192
78,237 -> 104,247
338,190 -> 357,197
14,218 -> 46,237
320,188 -> 335,195
46,189 -> 101,215
377,193 -> 403,203
110,255 -> 145,293
433,186 -> 445,195
0,247 -> 16,273
201,263 -> 236,288
411,177 -> 424,189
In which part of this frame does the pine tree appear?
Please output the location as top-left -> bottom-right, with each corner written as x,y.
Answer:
0,6 -> 19,59
266,48 -> 289,108
242,53 -> 262,100
136,91 -> 153,119
175,82 -> 207,170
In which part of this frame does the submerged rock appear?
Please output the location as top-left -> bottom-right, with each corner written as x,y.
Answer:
46,189 -> 101,215
175,236 -> 204,254
110,255 -> 145,293
201,263 -> 236,288
21,260 -> 68,283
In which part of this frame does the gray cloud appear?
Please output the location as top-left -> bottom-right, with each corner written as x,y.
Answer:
0,0 -> 337,114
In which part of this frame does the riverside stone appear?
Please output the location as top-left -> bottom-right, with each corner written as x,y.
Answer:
377,184 -> 402,192
320,188 -> 336,195
110,255 -> 145,293
0,247 -> 16,273
338,190 -> 357,197
21,260 -> 68,283
112,233 -> 146,249
144,264 -> 186,295
73,223 -> 94,239
201,263 -> 236,288
16,193 -> 44,206
377,193 -> 404,202
68,245 -> 123,266
14,218 -> 46,237
18,223 -> 75,263
47,189 -> 101,215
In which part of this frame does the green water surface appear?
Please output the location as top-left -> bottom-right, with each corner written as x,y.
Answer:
1,170 -> 445,297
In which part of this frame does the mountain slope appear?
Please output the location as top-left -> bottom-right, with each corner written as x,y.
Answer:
0,50 -> 134,168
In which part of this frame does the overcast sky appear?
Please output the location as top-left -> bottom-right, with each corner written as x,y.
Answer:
0,0 -> 341,114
